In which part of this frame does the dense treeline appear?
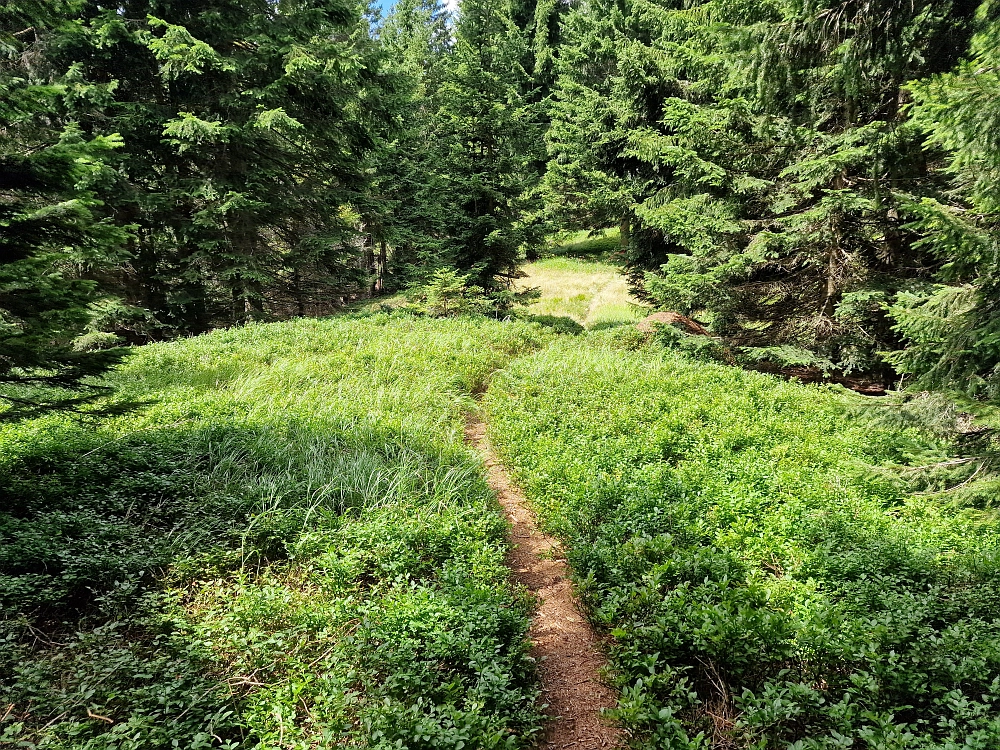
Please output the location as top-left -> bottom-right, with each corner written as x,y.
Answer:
3,0 -> 399,341
2,0 -> 999,395
0,0 -> 547,402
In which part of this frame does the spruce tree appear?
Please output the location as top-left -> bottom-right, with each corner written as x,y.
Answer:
544,0 -> 980,375
374,0 -> 543,291
42,0 -> 394,335
0,1 -> 130,416
434,0 -> 544,287
369,0 -> 454,290
884,0 -> 1000,395
540,0 -> 637,241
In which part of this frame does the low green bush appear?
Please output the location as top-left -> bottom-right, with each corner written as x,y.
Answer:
651,324 -> 729,362
1,313 -> 550,748
486,337 -> 1000,749
407,269 -> 495,317
739,344 -> 838,374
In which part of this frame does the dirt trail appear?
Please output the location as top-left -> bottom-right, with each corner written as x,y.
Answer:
465,417 -> 623,749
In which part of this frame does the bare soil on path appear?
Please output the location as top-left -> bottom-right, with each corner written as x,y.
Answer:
465,417 -> 624,750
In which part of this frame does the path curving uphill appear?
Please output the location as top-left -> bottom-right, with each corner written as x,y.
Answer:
465,417 -> 623,749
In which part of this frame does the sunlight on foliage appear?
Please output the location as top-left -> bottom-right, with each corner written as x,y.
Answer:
486,336 -> 1000,748
517,251 -> 648,330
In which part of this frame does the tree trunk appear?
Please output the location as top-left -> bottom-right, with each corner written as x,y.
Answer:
883,205 -> 903,267
294,268 -> 305,316
135,233 -> 165,318
822,173 -> 846,319
821,244 -> 840,318
362,226 -> 375,298
620,213 -> 631,252
376,239 -> 387,293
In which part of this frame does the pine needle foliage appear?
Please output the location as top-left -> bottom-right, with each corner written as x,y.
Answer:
542,0 -> 991,378
373,0 -> 545,292
1,2 -> 131,415
885,2 -> 1000,396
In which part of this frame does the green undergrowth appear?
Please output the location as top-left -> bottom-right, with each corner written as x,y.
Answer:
485,333 -> 1000,749
0,313 -> 551,749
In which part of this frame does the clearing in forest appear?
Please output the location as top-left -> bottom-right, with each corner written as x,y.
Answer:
518,230 -> 649,330
0,316 -> 554,748
5,249 -> 998,749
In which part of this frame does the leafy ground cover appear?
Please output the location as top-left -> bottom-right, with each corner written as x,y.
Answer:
7,254 -> 1000,750
485,333 -> 1000,749
0,313 -> 551,749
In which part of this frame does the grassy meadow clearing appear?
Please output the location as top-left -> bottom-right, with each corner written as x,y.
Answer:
0,314 -> 552,749
486,334 -> 1000,749
6,0 -> 1000,746
517,230 -> 649,330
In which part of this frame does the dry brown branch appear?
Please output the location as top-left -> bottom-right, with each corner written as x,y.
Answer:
228,678 -> 268,687
695,657 -> 738,749
25,624 -> 68,648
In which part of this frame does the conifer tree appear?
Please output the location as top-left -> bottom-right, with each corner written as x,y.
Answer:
369,0 -> 454,290
434,0 -> 544,287
544,0 -> 980,374
375,0 -> 543,291
0,1 -> 130,415
885,0 -> 1000,395
540,0 -> 637,241
42,0 -> 393,335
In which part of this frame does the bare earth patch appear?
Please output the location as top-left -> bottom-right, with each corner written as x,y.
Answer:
465,417 -> 624,749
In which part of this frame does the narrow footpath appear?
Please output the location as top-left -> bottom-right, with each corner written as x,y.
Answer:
465,417 -> 623,749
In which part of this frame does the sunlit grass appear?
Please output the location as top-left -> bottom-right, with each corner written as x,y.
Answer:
486,333 -> 1000,749
518,256 -> 648,329
543,228 -> 622,261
